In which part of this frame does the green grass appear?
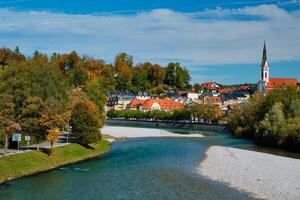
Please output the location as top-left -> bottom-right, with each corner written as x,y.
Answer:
0,140 -> 110,183
101,134 -> 116,140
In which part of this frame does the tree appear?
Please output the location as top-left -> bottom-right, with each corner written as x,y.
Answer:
175,64 -> 190,89
99,64 -> 116,91
132,63 -> 151,90
194,83 -> 203,92
257,103 -> 285,145
46,128 -> 60,155
149,64 -> 164,87
208,104 -> 223,123
164,62 -> 190,89
14,46 -> 20,54
0,93 -> 20,153
42,98 -> 69,130
228,86 -> 300,152
70,102 -> 101,145
20,97 -> 47,150
85,79 -> 107,115
0,47 -> 25,68
288,100 -> 300,118
186,102 -> 198,122
114,53 -> 133,90
164,62 -> 177,86
282,117 -> 300,152
0,57 -> 68,116
85,99 -> 104,128
59,51 -> 80,71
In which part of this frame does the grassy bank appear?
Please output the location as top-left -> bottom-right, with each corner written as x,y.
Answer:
0,140 -> 110,183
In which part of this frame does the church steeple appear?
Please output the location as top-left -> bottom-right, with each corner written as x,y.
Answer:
258,41 -> 270,93
262,40 -> 267,66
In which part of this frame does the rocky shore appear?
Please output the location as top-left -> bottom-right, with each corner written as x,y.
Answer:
198,146 -> 300,200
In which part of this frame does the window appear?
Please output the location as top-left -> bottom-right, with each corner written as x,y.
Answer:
265,72 -> 267,78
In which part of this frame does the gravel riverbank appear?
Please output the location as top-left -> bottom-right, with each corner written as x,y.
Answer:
198,146 -> 300,200
102,125 -> 204,138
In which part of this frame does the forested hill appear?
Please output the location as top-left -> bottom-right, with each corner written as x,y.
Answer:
0,48 -> 192,94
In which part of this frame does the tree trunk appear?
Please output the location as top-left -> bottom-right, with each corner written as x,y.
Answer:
4,134 -> 8,153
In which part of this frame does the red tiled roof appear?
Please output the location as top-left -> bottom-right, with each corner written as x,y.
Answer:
267,78 -> 298,91
129,99 -> 146,108
236,85 -> 251,90
218,88 -> 231,93
201,82 -> 219,90
141,99 -> 184,110
203,96 -> 222,104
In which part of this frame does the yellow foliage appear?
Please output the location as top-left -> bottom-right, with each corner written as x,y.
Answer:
46,128 -> 60,145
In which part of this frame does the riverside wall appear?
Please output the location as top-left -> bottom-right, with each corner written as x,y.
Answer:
106,119 -> 227,132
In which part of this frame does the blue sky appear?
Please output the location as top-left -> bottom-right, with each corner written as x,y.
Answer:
0,0 -> 300,84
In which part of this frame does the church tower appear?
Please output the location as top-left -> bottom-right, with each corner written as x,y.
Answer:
258,41 -> 269,92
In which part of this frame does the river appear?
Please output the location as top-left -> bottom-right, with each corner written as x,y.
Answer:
0,128 -> 298,200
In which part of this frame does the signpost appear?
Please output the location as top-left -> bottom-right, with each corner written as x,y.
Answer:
25,135 -> 31,150
12,133 -> 22,150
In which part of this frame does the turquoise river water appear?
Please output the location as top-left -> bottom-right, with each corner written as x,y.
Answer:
0,128 -> 298,200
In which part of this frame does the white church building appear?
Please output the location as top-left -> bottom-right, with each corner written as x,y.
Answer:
257,42 -> 298,93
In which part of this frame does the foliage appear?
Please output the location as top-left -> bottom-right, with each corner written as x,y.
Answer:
0,47 -> 25,68
256,103 -> 285,145
19,97 -> 48,148
186,102 -> 223,123
193,83 -> 203,92
115,53 -> 133,90
85,79 -> 106,126
0,47 -> 192,147
0,53 -> 68,116
46,128 -> 60,154
0,93 -> 17,152
70,102 -> 101,145
228,86 -> 300,152
107,103 -> 223,123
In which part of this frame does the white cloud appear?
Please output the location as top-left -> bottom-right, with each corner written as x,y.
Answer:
0,5 -> 299,67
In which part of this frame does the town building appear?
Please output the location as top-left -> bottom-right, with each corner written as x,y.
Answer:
201,82 -> 221,92
129,98 -> 184,111
258,42 -> 298,92
186,92 -> 199,100
165,91 -> 181,100
200,96 -> 223,106
220,91 -> 250,110
202,90 -> 220,97
106,91 -> 136,110
178,91 -> 200,101
134,91 -> 151,100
